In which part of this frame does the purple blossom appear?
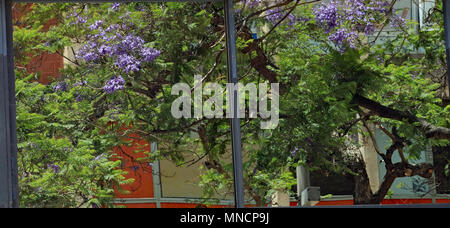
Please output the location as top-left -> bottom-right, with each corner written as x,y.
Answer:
328,28 -> 358,51
71,15 -> 87,25
89,20 -> 104,30
76,41 -> 100,62
68,10 -> 78,17
94,154 -> 107,161
111,3 -> 121,11
141,47 -> 161,63
48,164 -> 61,174
244,0 -> 262,8
363,22 -> 375,35
121,34 -> 145,51
105,24 -> 120,33
92,30 -> 107,40
266,8 -> 285,25
98,44 -> 114,56
53,81 -> 68,92
73,80 -> 87,87
27,142 -> 39,149
75,17 -> 161,74
314,0 -> 391,50
68,10 -> 87,25
75,93 -> 84,102
103,75 -> 125,94
314,1 -> 339,33
80,51 -> 99,62
287,15 -> 310,30
265,7 -> 304,29
376,55 -> 385,64
390,12 -> 406,29
115,54 -> 141,73
63,147 -> 73,152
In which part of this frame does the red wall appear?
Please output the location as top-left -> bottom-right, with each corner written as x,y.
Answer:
29,52 -> 64,85
13,4 -> 64,85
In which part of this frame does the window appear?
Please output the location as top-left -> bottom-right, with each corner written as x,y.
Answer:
419,0 -> 436,28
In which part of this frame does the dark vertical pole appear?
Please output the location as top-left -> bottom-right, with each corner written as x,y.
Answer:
444,0 -> 450,96
0,0 -> 18,208
224,0 -> 245,208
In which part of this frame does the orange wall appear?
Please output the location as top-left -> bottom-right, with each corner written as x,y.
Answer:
115,203 -> 158,208
316,198 -> 450,206
112,132 -> 155,199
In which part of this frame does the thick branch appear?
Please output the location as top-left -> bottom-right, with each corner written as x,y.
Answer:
353,94 -> 450,140
371,162 -> 433,204
238,26 -> 278,84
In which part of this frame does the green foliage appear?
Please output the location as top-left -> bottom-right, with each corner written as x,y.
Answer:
16,74 -> 131,208
14,1 -> 450,207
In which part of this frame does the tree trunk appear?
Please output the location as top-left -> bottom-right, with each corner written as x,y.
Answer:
352,158 -> 373,204
353,168 -> 373,204
353,161 -> 434,204
369,171 -> 397,204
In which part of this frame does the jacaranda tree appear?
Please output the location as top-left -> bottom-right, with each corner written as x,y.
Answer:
15,0 -> 449,207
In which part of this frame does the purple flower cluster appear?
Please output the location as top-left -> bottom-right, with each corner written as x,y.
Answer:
68,10 -> 87,25
94,153 -> 106,161
28,142 -> 39,149
48,164 -> 61,174
266,8 -> 285,25
287,14 -> 310,30
314,1 -> 339,33
73,80 -> 87,87
75,19 -> 161,74
89,20 -> 104,30
74,16 -> 87,25
265,7 -> 305,28
75,93 -> 84,102
314,0 -> 393,51
121,34 -> 145,51
390,10 -> 406,29
141,47 -> 161,63
76,41 -> 99,61
103,75 -> 125,94
328,28 -> 358,50
111,3 -> 121,11
237,1 -> 303,29
115,54 -> 141,74
244,0 -> 262,8
53,81 -> 68,92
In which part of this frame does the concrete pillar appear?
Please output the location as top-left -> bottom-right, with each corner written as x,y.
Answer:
360,124 -> 380,193
296,166 -> 310,199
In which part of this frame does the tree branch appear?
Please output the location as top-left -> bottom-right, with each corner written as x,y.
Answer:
353,94 -> 450,140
